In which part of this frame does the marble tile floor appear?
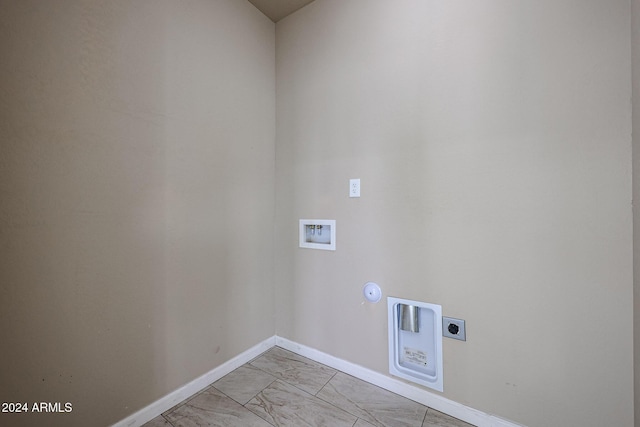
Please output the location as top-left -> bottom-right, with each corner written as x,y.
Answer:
143,346 -> 474,427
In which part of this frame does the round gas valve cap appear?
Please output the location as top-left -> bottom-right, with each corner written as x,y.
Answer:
363,282 -> 382,303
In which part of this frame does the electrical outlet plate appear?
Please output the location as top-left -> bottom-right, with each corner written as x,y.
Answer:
349,178 -> 360,197
442,317 -> 466,341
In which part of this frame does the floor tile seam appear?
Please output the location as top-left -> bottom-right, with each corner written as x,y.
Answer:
249,376 -> 278,404
209,384 -> 241,405
421,406 -> 429,427
256,352 -> 407,424
257,349 -> 340,396
242,391 -> 279,427
168,358 -> 277,416
421,406 -> 435,427
170,397 -> 222,415
243,404 -> 277,427
248,361 -> 334,397
154,348 -> 443,427
312,381 -> 396,427
161,383 -> 217,417
179,386 -> 278,427
246,363 -> 321,397
255,377 -> 362,424
211,373 -> 278,407
246,361 -> 297,394
423,407 -> 477,427
271,346 -> 339,373
272,357 -> 338,378
160,413 -> 176,427
272,346 -> 435,422
249,348 -> 274,363
314,392 -> 379,427
337,371 -> 433,410
268,377 -> 329,398
248,358 -> 283,378
321,372 -> 430,425
313,369 -> 338,396
315,384 -> 430,427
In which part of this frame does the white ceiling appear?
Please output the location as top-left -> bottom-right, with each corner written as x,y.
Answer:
248,0 -> 316,22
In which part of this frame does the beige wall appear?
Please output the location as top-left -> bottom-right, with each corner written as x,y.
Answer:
275,1 -> 633,426
634,0 -> 640,425
1,1 -> 636,426
0,1 -> 275,426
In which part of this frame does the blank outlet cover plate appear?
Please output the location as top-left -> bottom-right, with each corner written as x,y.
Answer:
442,317 -> 466,341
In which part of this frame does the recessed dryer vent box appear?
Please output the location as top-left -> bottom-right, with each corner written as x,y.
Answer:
299,219 -> 336,251
388,297 -> 443,392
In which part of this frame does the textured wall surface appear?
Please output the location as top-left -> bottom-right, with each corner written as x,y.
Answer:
633,0 -> 640,425
1,1 -> 636,426
0,1 -> 275,426
274,1 -> 633,426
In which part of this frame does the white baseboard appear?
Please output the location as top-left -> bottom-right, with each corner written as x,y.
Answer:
112,335 -> 523,427
275,336 -> 524,427
111,336 -> 275,427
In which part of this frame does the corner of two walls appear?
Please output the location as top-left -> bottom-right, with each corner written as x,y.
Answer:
0,1 -> 275,426
275,1 -> 634,426
1,0 -> 635,426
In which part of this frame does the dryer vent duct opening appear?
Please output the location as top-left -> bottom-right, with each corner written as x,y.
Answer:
399,304 -> 419,333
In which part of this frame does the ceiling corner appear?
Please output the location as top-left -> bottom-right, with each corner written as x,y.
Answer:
248,0 -> 316,22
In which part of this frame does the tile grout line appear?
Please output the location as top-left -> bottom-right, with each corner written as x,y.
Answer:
314,369 -> 338,396
144,342 -> 472,427
421,406 -> 429,427
160,414 -> 174,427
312,372 -> 379,427
313,376 -> 372,426
244,348 -> 342,426
246,350 -> 361,427
255,347 -> 426,427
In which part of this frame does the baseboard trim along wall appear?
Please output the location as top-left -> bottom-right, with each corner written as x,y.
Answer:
274,337 -> 524,427
111,336 -> 276,427
112,335 -> 523,427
